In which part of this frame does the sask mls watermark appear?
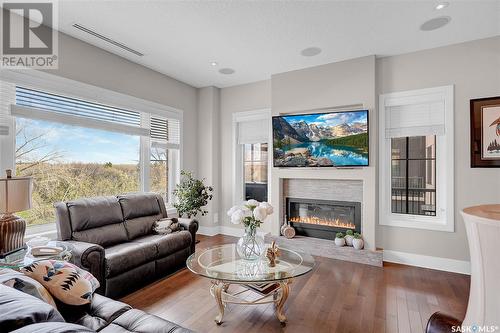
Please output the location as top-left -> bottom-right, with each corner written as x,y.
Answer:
1,0 -> 58,69
452,325 -> 500,332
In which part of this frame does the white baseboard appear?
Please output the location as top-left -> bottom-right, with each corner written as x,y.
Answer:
383,250 -> 471,275
197,226 -> 220,236
219,226 -> 242,237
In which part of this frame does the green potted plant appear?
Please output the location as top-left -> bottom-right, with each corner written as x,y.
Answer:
173,170 -> 214,218
352,232 -> 364,250
344,229 -> 354,246
334,232 -> 345,247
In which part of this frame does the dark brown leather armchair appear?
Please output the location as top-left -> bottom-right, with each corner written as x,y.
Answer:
54,193 -> 198,298
426,312 -> 462,333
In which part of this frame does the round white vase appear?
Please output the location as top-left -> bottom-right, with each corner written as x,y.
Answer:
344,235 -> 354,246
352,238 -> 364,250
334,237 -> 345,247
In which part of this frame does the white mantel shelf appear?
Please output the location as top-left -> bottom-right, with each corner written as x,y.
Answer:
264,234 -> 383,267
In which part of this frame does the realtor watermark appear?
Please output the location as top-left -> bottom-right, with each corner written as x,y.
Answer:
452,325 -> 499,332
1,0 -> 58,69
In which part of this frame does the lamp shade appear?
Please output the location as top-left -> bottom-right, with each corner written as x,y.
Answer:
0,176 -> 33,214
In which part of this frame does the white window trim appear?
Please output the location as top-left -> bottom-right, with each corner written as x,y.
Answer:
379,85 -> 454,232
232,109 -> 271,205
1,69 -> 184,235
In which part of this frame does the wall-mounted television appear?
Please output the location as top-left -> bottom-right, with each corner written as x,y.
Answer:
273,109 -> 369,167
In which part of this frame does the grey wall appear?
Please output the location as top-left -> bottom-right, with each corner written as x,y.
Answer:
197,87 -> 221,227
43,31 -> 199,175
376,36 -> 500,261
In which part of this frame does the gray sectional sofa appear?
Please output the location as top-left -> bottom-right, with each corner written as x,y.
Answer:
54,193 -> 198,298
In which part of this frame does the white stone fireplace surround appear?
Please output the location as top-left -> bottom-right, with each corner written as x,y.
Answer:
282,178 -> 363,221
268,168 -> 377,251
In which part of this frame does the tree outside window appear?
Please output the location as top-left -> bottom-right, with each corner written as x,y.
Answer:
15,118 -> 140,226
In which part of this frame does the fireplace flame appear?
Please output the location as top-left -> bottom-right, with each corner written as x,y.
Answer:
289,216 -> 355,229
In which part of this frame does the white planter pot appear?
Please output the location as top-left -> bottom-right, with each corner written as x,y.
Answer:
352,238 -> 364,250
334,238 -> 345,247
344,235 -> 354,246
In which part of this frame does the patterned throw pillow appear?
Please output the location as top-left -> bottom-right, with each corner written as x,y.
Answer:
21,260 -> 100,306
0,268 -> 57,308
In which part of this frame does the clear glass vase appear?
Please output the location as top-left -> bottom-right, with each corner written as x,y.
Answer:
236,225 -> 265,260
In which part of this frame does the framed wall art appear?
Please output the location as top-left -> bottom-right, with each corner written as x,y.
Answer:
470,96 -> 500,167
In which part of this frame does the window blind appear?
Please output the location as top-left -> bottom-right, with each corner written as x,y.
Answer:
16,86 -> 141,126
150,115 -> 180,147
0,81 -> 15,136
237,118 -> 269,144
384,100 -> 446,138
12,86 -> 149,137
0,81 -> 16,174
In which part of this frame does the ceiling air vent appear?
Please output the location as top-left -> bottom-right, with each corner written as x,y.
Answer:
72,23 -> 144,57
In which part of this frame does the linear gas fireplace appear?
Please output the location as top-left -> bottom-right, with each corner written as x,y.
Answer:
286,198 -> 361,240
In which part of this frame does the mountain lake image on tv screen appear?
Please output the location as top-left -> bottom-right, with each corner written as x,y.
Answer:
273,110 -> 369,167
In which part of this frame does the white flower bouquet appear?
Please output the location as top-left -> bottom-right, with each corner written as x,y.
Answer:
227,199 -> 274,230
227,199 -> 274,260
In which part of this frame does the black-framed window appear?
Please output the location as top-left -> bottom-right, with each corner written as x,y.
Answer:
243,143 -> 268,202
391,135 -> 436,216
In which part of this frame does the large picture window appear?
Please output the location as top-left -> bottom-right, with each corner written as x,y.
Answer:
16,118 -> 140,226
0,80 -> 182,233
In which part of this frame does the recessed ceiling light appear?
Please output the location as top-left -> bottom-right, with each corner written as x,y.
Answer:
435,2 -> 449,10
210,62 -> 218,66
420,16 -> 451,31
219,68 -> 235,75
300,47 -> 322,57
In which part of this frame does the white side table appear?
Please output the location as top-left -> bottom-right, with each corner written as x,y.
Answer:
461,205 -> 500,328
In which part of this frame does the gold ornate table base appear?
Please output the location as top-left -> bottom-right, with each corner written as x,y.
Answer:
210,279 -> 292,325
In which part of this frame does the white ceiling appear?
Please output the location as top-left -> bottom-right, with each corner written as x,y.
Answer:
56,0 -> 500,88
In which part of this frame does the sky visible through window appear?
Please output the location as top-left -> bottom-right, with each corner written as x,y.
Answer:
17,118 -> 139,165
16,118 -> 141,226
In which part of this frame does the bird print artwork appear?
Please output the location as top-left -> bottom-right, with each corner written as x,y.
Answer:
486,112 -> 500,156
490,116 -> 500,136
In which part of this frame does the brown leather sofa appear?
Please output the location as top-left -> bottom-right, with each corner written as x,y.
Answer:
54,193 -> 198,298
0,284 -> 193,332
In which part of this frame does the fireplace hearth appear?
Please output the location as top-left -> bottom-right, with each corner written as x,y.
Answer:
286,198 -> 361,240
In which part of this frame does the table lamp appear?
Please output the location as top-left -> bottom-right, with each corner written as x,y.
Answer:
0,169 -> 33,256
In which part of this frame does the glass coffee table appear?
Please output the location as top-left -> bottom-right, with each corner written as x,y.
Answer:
0,242 -> 72,270
186,243 -> 315,325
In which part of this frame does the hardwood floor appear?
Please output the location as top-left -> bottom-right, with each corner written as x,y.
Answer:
122,235 -> 470,333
